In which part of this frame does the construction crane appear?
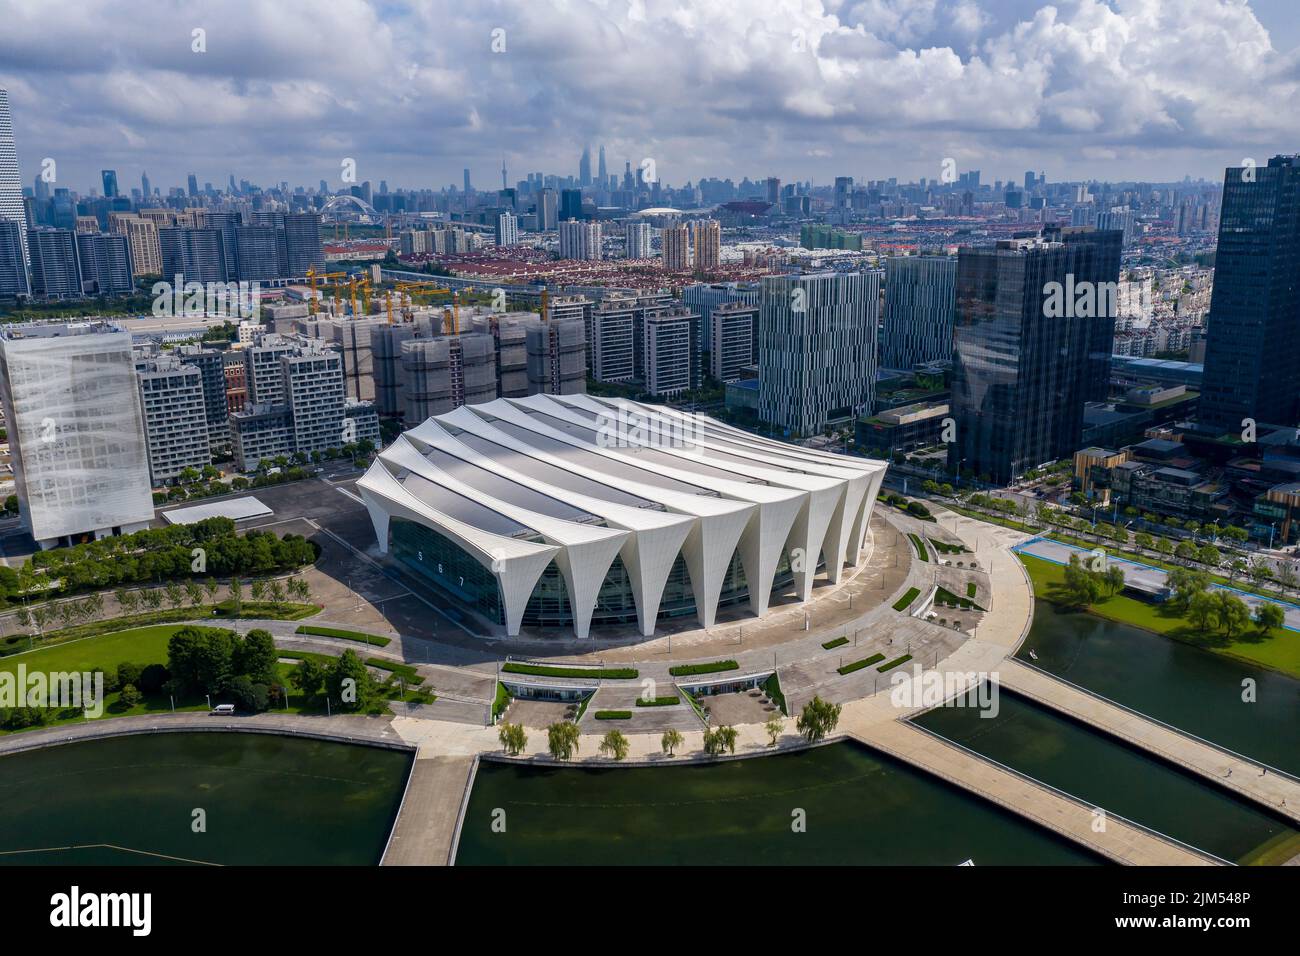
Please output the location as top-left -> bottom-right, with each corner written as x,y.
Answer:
305,267 -> 347,315
392,279 -> 462,332
347,276 -> 372,317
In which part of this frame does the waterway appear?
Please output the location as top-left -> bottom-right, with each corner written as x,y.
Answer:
456,742 -> 1102,865
0,732 -> 412,865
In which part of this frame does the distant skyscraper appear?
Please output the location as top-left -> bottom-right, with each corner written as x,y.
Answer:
537,187 -> 558,230
140,171 -> 150,198
282,213 -> 324,275
0,321 -> 155,548
559,188 -> 583,222
99,169 -> 118,199
950,228 -> 1120,484
766,177 -> 781,205
159,227 -> 227,284
598,145 -> 607,184
463,168 -> 472,194
0,89 -> 27,267
758,271 -> 880,436
1201,155 -> 1300,432
187,172 -> 198,197
579,145 -> 592,187
881,256 -> 957,370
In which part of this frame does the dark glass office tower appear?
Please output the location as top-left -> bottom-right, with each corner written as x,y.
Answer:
282,213 -> 324,275
1199,155 -> 1300,433
951,227 -> 1122,484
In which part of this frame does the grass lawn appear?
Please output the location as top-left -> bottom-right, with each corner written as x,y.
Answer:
907,533 -> 930,562
1019,554 -> 1300,679
294,625 -> 391,647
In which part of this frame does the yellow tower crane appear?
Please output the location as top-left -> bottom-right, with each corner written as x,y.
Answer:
305,267 -> 347,315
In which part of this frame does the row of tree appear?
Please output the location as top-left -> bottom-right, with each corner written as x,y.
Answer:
496,696 -> 843,761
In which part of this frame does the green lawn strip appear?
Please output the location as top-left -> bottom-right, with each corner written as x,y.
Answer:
635,695 -> 680,707
294,625 -> 391,647
574,693 -> 593,722
877,654 -> 913,672
836,653 -> 885,675
679,686 -> 708,721
1018,553 -> 1300,679
966,582 -> 977,599
492,681 -> 512,720
821,636 -> 849,650
934,585 -> 985,612
763,672 -> 787,716
941,504 -> 1038,534
907,533 -> 930,562
364,657 -> 425,685
1,602 -> 320,659
668,660 -> 739,677
930,540 -> 970,554
594,710 -> 632,720
502,663 -> 638,680
892,587 -> 921,611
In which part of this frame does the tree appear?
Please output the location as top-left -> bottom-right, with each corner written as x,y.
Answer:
1174,540 -> 1197,564
203,577 -> 221,605
1254,602 -> 1285,633
234,629 -> 278,684
227,675 -> 269,712
229,575 -> 243,615
290,658 -> 325,698
115,588 -> 137,615
1062,554 -> 1106,607
167,626 -> 236,694
546,721 -> 581,760
184,580 -> 204,607
1156,538 -> 1175,557
250,579 -> 267,603
599,729 -> 630,761
1197,545 -> 1221,569
326,649 -> 375,712
266,579 -> 286,606
118,684 -> 143,708
796,696 -> 841,743
141,588 -> 163,611
1228,558 -> 1247,582
765,712 -> 786,747
1187,590 -> 1218,632
1249,559 -> 1275,590
1103,565 -> 1125,597
1215,592 -> 1250,638
164,581 -> 185,609
703,725 -> 738,755
1276,564 -> 1297,594
660,728 -> 684,757
1167,567 -> 1210,611
1134,532 -> 1154,551
498,722 -> 527,756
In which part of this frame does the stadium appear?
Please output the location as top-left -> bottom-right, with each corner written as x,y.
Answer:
358,395 -> 887,640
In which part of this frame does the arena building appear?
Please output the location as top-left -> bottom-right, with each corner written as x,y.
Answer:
357,395 -> 887,640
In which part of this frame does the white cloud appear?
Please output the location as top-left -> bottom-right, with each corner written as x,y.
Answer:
0,0 -> 1295,190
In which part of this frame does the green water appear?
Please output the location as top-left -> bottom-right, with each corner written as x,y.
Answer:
1020,604 -> 1300,775
914,692 -> 1300,865
455,743 -> 1102,866
0,732 -> 412,866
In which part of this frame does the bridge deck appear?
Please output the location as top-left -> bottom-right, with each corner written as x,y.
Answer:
381,752 -> 477,866
995,659 -> 1300,824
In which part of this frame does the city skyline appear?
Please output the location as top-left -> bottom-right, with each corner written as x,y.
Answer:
2,0 -> 1300,193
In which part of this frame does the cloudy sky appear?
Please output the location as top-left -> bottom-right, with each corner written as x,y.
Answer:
3,0 -> 1299,195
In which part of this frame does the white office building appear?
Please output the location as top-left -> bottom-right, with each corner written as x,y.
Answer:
0,322 -> 154,548
0,89 -> 26,268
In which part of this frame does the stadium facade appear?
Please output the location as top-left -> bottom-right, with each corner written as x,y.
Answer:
358,395 -> 887,639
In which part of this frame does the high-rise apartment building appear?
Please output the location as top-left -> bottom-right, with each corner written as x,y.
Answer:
758,271 -> 880,436
950,229 -> 1121,484
710,301 -> 757,383
558,219 -> 601,260
1200,155 -> 1300,433
159,227 -> 227,284
0,322 -> 154,547
691,219 -> 720,273
0,89 -> 28,268
662,222 -> 690,270
537,188 -> 558,230
643,309 -> 695,397
282,213 -> 325,275
591,298 -> 636,382
135,356 -> 212,484
496,211 -> 519,246
174,344 -> 231,450
26,227 -> 82,297
75,232 -> 133,294
880,256 -> 957,370
0,218 -> 28,297
108,213 -> 163,277
625,221 -> 652,259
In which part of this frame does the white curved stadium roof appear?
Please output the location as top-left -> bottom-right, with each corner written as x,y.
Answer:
358,395 -> 887,639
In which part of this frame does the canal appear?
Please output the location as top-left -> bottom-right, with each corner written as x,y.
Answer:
456,742 -> 1102,866
0,732 -> 412,865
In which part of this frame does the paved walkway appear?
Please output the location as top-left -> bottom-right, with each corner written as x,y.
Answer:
997,659 -> 1300,823
382,752 -> 477,866
849,719 -> 1215,865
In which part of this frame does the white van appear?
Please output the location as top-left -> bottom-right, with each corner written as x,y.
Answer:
210,703 -> 236,715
